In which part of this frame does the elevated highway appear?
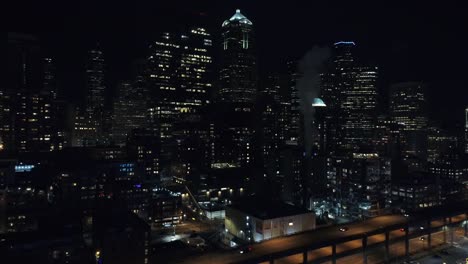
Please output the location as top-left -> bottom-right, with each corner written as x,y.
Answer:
178,202 -> 468,264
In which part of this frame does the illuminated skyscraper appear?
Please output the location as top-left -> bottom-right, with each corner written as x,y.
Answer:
6,34 -> 62,153
390,82 -> 428,159
219,9 -> 257,103
342,66 -> 378,150
320,71 -> 340,154
41,57 -> 68,151
334,42 -> 356,123
321,42 -> 390,216
287,60 -> 302,143
147,27 -> 214,179
7,33 -> 42,92
43,57 -> 58,100
86,49 -> 106,117
112,80 -> 149,145
147,31 -> 180,162
209,10 -> 257,175
73,47 -> 107,147
1,89 -> 13,153
259,75 -> 285,184
465,107 -> 468,153
311,98 -> 327,153
72,106 -> 97,147
179,28 -> 213,111
320,42 -> 378,152
390,82 -> 427,131
261,75 -> 281,103
321,41 -> 357,153
11,90 -> 53,152
85,47 -> 108,145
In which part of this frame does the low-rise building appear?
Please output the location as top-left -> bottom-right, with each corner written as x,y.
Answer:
225,197 -> 315,245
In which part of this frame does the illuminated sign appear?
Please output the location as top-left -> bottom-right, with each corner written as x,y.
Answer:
15,165 -> 35,172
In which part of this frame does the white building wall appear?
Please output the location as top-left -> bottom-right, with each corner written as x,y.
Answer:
226,208 -> 316,243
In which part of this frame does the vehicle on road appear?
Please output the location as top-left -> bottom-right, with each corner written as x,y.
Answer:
339,227 -> 349,232
239,246 -> 253,254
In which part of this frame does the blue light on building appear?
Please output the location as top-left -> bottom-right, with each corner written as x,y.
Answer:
15,165 -> 35,172
334,41 -> 356,46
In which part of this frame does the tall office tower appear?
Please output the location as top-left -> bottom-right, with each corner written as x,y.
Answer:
258,74 -> 291,191
147,31 -> 179,162
11,90 -> 53,152
261,75 -> 281,103
390,82 -> 428,161
259,78 -> 283,184
373,115 -> 400,157
0,90 -> 12,153
6,34 -> 62,153
175,28 -> 214,180
7,33 -> 42,92
330,41 -> 356,151
6,33 -> 41,153
72,107 -> 96,147
279,143 -> 304,206
465,108 -> 468,153
334,41 -> 356,152
342,66 -> 378,150
72,47 -> 105,148
320,72 -> 340,154
85,47 -> 107,145
320,41 -> 358,154
273,60 -> 307,207
43,58 -> 58,100
429,146 -> 467,204
179,27 -> 213,111
311,98 -> 327,153
147,27 -> 214,179
427,126 -> 458,163
0,91 -> 3,152
209,10 -> 257,178
334,41 -> 356,143
219,9 -> 257,103
286,60 -> 302,143
308,98 -> 328,200
257,87 -> 284,183
112,81 -> 149,145
41,57 -> 69,151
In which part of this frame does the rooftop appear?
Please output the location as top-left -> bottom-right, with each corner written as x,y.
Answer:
228,196 -> 311,220
312,98 -> 326,107
334,41 -> 356,46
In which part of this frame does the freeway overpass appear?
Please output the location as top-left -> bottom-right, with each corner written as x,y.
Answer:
177,202 -> 468,264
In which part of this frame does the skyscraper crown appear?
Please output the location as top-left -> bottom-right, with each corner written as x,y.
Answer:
222,9 -> 253,27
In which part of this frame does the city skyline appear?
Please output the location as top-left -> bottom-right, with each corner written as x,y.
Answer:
4,2 -> 468,264
8,1 -> 468,128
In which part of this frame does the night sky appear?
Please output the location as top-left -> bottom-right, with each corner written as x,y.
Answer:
9,0 -> 468,129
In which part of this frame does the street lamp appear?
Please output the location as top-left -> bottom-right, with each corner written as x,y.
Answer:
95,250 -> 101,264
